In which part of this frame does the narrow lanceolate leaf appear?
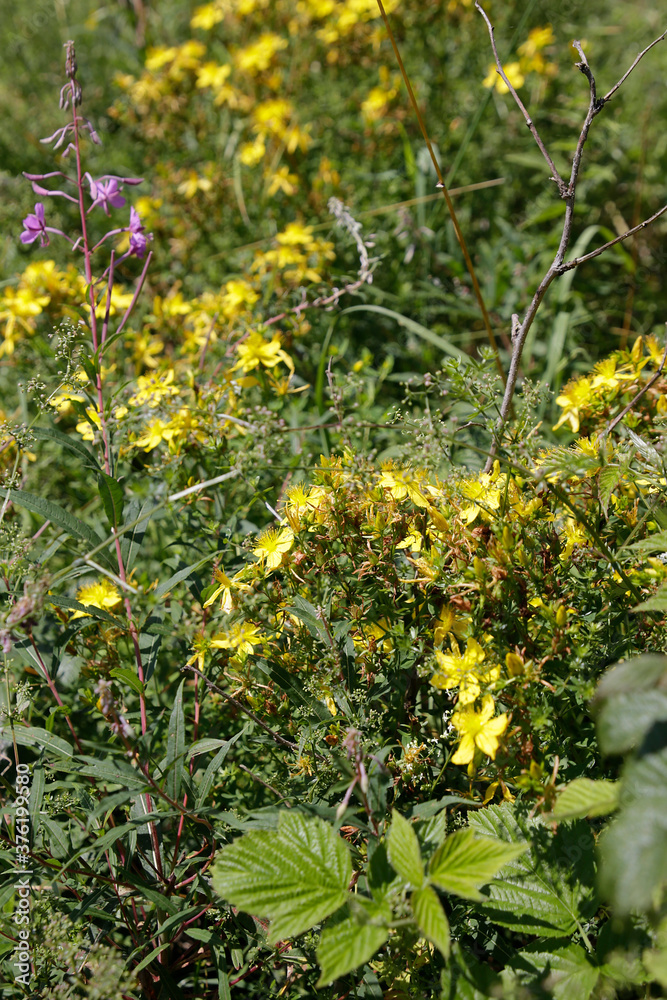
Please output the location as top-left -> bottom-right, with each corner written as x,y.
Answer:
212,812 -> 352,943
165,680 -> 186,801
0,488 -> 107,553
316,912 -> 389,987
428,828 -> 528,901
0,726 -> 74,759
411,885 -> 450,958
97,472 -> 125,531
31,425 -> 101,470
546,778 -> 620,822
47,595 -> 125,628
387,810 -> 424,888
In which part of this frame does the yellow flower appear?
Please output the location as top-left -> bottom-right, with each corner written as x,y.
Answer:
211,621 -> 265,654
233,330 -> 294,374
431,637 -> 499,705
450,695 -> 508,764
134,418 -> 178,452
433,606 -> 467,646
196,62 -> 231,90
129,370 -> 179,407
177,171 -> 213,200
253,526 -> 294,569
483,61 -> 525,94
239,138 -> 266,167
203,568 -> 251,611
553,377 -> 593,433
378,462 -> 430,508
518,25 -> 555,58
220,279 -> 259,320
76,406 -> 102,443
266,166 -> 299,197
72,579 -> 122,619
234,33 -> 287,75
458,461 -> 501,524
590,357 -> 634,391
191,3 -> 225,31
559,517 -> 588,561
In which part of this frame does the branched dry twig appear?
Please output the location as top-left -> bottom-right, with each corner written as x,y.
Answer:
605,326 -> 667,435
475,3 -> 667,470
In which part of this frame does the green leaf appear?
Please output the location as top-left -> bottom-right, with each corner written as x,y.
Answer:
633,589 -> 667,612
212,811 -> 352,943
31,425 -> 101,470
598,746 -> 667,913
110,666 -> 145,697
469,805 -> 597,937
341,304 -> 466,361
78,352 -> 99,385
285,595 -> 333,647
61,757 -> 150,791
596,691 -> 667,756
316,911 -> 389,987
97,472 -> 125,531
0,725 -> 74,759
46,594 -> 125,627
119,498 -> 155,572
519,942 -> 599,1000
195,727 -> 248,808
165,680 -> 186,801
428,828 -> 528,901
0,487 -> 107,555
592,655 -> 667,701
155,556 -> 213,599
387,811 -> 424,888
411,884 -> 450,958
546,778 -> 620,821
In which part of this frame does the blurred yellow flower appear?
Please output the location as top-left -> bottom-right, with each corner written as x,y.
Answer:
483,61 -> 525,94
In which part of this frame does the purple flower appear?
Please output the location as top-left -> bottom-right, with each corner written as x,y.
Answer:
128,206 -> 148,258
86,173 -> 126,216
20,203 -> 49,246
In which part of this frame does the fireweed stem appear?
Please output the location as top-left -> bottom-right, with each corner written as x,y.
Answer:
66,49 -> 149,733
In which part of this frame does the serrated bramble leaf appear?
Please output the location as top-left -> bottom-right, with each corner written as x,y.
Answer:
598,746 -> 667,913
316,911 -> 389,987
519,942 -> 599,1000
469,805 -> 597,937
428,828 -> 528,901
596,691 -> 667,756
387,811 -> 424,888
212,812 -> 352,943
412,884 -> 450,958
546,778 -> 619,821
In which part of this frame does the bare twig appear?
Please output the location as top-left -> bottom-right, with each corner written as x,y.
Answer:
238,764 -> 292,803
605,329 -> 667,434
556,203 -> 667,274
603,28 -> 667,102
475,3 -> 567,196
478,14 -> 667,470
183,664 -> 300,753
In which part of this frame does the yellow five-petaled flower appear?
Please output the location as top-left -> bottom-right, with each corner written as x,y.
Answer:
450,695 -> 508,764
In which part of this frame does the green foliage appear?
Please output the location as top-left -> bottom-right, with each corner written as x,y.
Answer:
1,0 -> 667,996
